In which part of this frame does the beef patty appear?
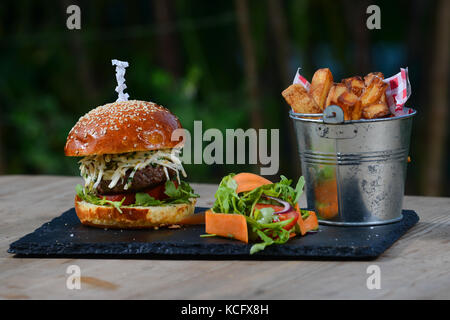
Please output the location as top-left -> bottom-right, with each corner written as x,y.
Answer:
96,165 -> 175,194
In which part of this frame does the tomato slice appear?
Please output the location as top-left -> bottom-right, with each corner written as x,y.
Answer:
277,209 -> 299,231
144,180 -> 178,200
254,203 -> 299,231
99,181 -> 179,205
101,193 -> 135,206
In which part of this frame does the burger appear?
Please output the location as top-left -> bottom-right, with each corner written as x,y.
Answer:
65,100 -> 198,228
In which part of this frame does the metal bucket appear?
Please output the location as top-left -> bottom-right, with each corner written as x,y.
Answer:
289,106 -> 416,226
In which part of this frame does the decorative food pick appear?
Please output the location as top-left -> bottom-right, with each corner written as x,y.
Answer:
111,59 -> 130,102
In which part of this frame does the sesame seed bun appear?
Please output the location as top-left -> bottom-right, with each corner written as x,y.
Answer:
75,195 -> 197,229
65,100 -> 183,156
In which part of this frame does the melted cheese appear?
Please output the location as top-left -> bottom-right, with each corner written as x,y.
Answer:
79,148 -> 186,191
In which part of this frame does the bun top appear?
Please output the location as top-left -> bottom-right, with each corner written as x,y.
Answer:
65,100 -> 183,156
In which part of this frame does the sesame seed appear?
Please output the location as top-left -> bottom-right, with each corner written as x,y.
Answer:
67,100 -> 179,152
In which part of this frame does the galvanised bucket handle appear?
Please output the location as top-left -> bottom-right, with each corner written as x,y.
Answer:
291,106 -> 418,139
290,105 -> 345,124
291,105 -> 357,139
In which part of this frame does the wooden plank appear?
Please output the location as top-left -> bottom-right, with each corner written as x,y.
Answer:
0,175 -> 449,299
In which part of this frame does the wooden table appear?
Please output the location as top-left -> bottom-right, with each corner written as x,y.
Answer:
0,175 -> 449,299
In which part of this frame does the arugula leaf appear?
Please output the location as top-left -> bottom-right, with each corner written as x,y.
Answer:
250,242 -> 270,255
294,176 -> 305,204
134,193 -> 163,206
76,184 -> 125,213
162,180 -> 200,204
75,184 -> 84,197
164,180 -> 180,198
211,174 -> 240,214
250,230 -> 274,254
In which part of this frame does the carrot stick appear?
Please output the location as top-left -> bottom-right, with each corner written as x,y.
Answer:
303,211 -> 319,232
295,204 -> 318,235
232,172 -> 272,194
295,203 -> 308,236
205,210 -> 248,243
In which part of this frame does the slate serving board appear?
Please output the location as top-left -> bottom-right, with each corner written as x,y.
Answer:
8,207 -> 419,260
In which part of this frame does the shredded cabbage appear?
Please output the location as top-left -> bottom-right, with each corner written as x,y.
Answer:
79,148 -> 186,191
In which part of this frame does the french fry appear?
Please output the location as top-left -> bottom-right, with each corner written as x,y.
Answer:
282,84 -> 322,114
310,68 -> 334,110
337,90 -> 359,120
342,76 -> 365,97
364,72 -> 384,87
352,100 -> 363,120
360,76 -> 388,107
325,83 -> 347,107
362,103 -> 390,119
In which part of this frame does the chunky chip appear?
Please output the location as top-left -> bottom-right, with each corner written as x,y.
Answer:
337,90 -> 360,120
362,103 -> 390,119
342,76 -> 365,97
282,84 -> 322,114
325,83 -> 347,107
310,68 -> 334,110
364,72 -> 384,87
360,76 -> 388,107
352,100 -> 363,120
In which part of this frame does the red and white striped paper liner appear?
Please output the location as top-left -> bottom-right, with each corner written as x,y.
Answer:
292,68 -> 311,91
292,68 -> 412,116
383,68 -> 412,115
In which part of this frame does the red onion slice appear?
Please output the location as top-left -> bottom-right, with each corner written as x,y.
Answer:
264,196 -> 293,214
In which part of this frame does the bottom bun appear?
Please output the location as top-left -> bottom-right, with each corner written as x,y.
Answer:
75,196 -> 197,229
